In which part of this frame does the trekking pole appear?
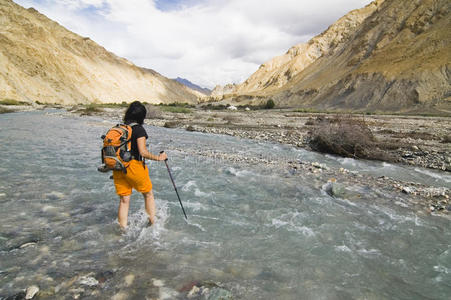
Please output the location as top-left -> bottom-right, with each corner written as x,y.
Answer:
160,151 -> 188,219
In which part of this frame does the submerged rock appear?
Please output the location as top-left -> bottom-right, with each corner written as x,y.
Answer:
124,274 -> 134,287
95,270 -> 114,284
4,291 -> 26,300
152,278 -> 165,287
25,285 -> 39,299
324,181 -> 345,198
184,281 -> 233,300
187,285 -> 200,298
19,242 -> 38,249
7,238 -> 40,251
78,275 -> 98,287
111,291 -> 128,300
402,186 -> 414,194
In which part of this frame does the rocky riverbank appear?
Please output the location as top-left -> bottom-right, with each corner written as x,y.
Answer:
3,105 -> 450,215
86,106 -> 451,171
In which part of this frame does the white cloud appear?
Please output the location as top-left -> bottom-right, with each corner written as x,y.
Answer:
14,0 -> 372,88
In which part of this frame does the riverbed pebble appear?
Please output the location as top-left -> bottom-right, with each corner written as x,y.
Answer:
78,275 -> 98,287
19,242 -> 37,249
152,278 -> 165,287
124,274 -> 135,286
112,291 -> 128,300
402,186 -> 414,194
187,285 -> 200,298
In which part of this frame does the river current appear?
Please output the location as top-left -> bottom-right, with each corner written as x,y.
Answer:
0,110 -> 450,299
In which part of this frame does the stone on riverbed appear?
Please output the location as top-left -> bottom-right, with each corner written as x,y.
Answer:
324,180 -> 345,198
323,180 -> 361,200
124,274 -> 135,287
402,186 -> 414,194
19,242 -> 38,249
152,278 -> 165,287
95,270 -> 114,284
112,291 -> 128,300
3,291 -> 26,300
185,282 -> 233,300
25,285 -> 39,299
78,275 -> 99,287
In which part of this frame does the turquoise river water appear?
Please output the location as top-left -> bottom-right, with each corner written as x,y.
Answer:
0,110 -> 450,299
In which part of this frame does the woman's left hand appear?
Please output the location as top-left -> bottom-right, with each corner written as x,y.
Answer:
159,152 -> 168,161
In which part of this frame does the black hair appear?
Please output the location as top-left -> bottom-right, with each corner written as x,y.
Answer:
123,101 -> 147,125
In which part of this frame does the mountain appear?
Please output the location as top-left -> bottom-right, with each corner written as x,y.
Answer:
212,0 -> 450,113
174,77 -> 211,95
0,0 -> 201,105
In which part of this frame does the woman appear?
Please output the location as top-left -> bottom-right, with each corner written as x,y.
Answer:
113,101 -> 167,229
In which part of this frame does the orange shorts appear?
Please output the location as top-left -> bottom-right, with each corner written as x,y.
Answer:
113,160 -> 152,196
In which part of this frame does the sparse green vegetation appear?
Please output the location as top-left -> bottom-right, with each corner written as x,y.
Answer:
0,107 -> 13,114
76,104 -> 104,115
264,99 -> 275,109
95,102 -> 129,108
201,103 -> 228,110
83,102 -> 130,108
159,106 -> 191,113
293,108 -> 333,114
0,99 -> 30,106
158,102 -> 194,108
157,102 -> 193,113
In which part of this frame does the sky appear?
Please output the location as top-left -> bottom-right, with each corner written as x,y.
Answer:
14,0 -> 372,89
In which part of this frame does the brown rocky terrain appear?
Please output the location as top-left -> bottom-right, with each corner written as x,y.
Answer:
0,0 -> 202,105
211,0 -> 451,114
155,110 -> 451,171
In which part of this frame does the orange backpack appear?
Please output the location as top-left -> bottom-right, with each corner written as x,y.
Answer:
98,123 -> 136,174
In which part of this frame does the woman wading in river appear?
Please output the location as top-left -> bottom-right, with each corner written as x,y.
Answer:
113,101 -> 167,229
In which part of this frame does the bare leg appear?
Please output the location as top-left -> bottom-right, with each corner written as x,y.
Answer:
118,195 -> 131,229
143,190 -> 156,225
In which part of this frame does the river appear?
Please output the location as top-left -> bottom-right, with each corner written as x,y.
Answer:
0,110 -> 450,299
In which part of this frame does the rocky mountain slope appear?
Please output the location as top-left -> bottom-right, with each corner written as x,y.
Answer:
0,0 -> 201,105
213,0 -> 450,114
174,77 -> 211,95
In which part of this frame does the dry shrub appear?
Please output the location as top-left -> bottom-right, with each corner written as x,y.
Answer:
145,105 -> 163,119
222,115 -> 240,123
381,130 -> 439,141
163,121 -> 180,128
405,131 -> 439,141
308,115 -> 390,161
304,118 -> 315,126
442,135 -> 451,144
77,104 -> 103,116
378,128 -> 396,134
186,125 -> 196,132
